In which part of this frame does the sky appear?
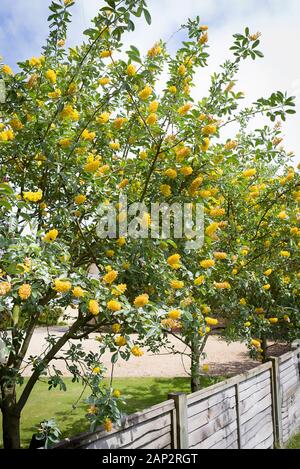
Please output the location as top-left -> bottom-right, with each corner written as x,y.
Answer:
0,0 -> 299,158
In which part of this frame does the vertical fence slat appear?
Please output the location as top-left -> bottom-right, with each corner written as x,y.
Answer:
168,392 -> 189,449
270,357 -> 283,448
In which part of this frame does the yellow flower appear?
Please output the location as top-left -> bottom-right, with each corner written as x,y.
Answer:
168,85 -> 177,94
53,279 -> 72,293
99,77 -> 110,86
205,317 -> 218,326
251,339 -> 261,349
201,137 -> 210,152
109,141 -> 120,151
92,366 -> 101,374
242,168 -> 257,178
88,300 -> 100,316
180,166 -> 193,176
170,280 -> 184,289
48,89 -> 61,99
167,254 -> 181,268
264,269 -> 273,276
199,32 -> 208,44
96,112 -> 110,124
115,335 -> 127,346
263,284 -> 271,291
269,318 -> 278,324
23,190 -> 43,203
57,39 -> 65,47
134,294 -> 149,308
45,69 -> 57,84
18,284 -> 32,301
74,194 -> 86,205
0,282 -> 12,296
72,286 -> 85,298
139,150 -> 148,160
60,104 -> 79,121
189,176 -> 203,195
84,157 -> 101,173
103,417 -> 113,432
160,184 -> 172,197
225,140 -> 238,150
244,322 -> 251,327
255,308 -> 265,315
107,300 -> 122,312
138,85 -> 152,100
127,64 -> 136,76
100,50 -> 112,58
201,124 -> 217,135
106,250 -> 115,258
131,346 -> 144,357
10,118 -> 24,131
178,64 -> 187,75
280,251 -> 290,258
111,284 -> 127,296
147,43 -> 162,57
194,276 -> 205,286
214,282 -> 231,290
240,298 -> 247,306
2,64 -> 14,75
112,323 -> 121,333
146,113 -> 157,125
178,103 -> 192,116
278,211 -> 288,220
116,237 -> 126,247
213,252 -> 227,260
148,100 -> 159,113
29,56 -> 42,68
210,207 -> 225,218
113,389 -> 121,398
81,129 -> 96,141
118,178 -> 129,189
200,259 -> 215,269
59,138 -> 72,148
202,364 -> 209,373
43,229 -> 58,243
168,309 -> 181,320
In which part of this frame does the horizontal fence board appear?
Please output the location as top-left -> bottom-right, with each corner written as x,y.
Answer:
188,398 -> 236,434
190,422 -> 238,449
239,370 -> 271,393
188,409 -> 237,447
239,380 -> 271,405
187,387 -> 236,418
240,406 -> 273,437
240,394 -> 272,425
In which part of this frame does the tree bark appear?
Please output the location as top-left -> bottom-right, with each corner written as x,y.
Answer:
1,386 -> 21,449
191,337 -> 201,393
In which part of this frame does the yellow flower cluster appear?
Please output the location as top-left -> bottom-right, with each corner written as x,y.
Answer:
213,252 -> 227,260
131,346 -> 144,357
147,43 -> 162,57
103,270 -> 118,284
53,279 -> 72,293
84,155 -> 101,173
167,253 -> 181,270
200,259 -> 215,269
43,229 -> 58,242
72,286 -> 85,298
160,184 -> 172,197
18,284 -> 31,301
138,85 -> 152,100
103,417 -> 113,432
115,335 -> 127,346
45,69 -> 57,84
134,294 -> 149,308
127,64 -> 136,76
178,103 -> 192,116
60,104 -> 79,121
0,128 -> 14,142
74,194 -> 86,205
214,282 -> 231,290
97,112 -> 110,124
170,279 -> 184,289
205,317 -> 218,326
168,309 -> 181,320
23,190 -> 43,203
107,300 -> 122,312
88,300 -> 100,316
111,284 -> 127,296
0,282 -> 12,296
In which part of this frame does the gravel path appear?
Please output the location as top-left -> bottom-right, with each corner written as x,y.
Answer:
22,327 -> 258,378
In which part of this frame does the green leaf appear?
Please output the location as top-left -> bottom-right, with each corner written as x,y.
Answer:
144,8 -> 151,25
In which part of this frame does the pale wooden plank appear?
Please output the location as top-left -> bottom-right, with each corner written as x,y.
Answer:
240,394 -> 272,425
240,407 -> 273,437
239,379 -> 271,404
188,396 -> 236,433
187,387 -> 236,417
188,408 -> 237,447
239,370 -> 271,393
191,421 -> 238,449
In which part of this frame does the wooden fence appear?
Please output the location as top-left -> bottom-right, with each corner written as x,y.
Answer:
55,346 -> 300,450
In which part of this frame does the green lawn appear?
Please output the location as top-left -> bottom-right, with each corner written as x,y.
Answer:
287,433 -> 300,449
0,375 -> 220,448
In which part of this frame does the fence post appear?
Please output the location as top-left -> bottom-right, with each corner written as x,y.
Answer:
168,392 -> 189,449
270,357 -> 283,449
235,383 -> 242,449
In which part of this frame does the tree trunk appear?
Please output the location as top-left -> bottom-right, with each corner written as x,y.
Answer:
191,337 -> 201,393
1,386 -> 21,449
261,335 -> 268,363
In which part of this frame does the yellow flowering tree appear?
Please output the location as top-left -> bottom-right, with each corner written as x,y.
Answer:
0,0 -> 298,448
